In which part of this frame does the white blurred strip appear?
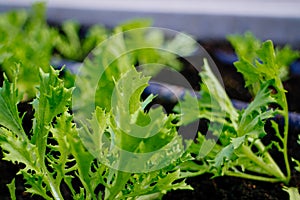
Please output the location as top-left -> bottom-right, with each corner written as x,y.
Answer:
1,0 -> 300,18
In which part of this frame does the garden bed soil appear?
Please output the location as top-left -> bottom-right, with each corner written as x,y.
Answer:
164,174 -> 289,200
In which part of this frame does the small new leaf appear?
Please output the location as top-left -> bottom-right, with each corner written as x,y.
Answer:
31,67 -> 73,162
6,178 -> 16,200
0,76 -> 25,137
0,128 -> 39,172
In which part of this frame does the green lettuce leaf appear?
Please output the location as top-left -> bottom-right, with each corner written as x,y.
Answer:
0,73 -> 25,137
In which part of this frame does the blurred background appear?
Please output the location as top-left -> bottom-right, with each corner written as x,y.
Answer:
1,0 -> 300,46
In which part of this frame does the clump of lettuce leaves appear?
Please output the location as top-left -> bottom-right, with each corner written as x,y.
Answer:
176,37 -> 299,195
0,63 -> 192,199
0,3 -> 196,101
0,4 -> 199,199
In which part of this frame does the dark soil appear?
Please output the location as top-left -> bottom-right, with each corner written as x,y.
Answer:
164,174 -> 288,200
1,40 -> 300,199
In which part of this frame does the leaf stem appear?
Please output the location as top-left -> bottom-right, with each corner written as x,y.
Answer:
253,139 -> 287,182
47,177 -> 64,200
273,79 -> 291,184
240,144 -> 287,183
281,94 -> 291,183
225,171 -> 282,183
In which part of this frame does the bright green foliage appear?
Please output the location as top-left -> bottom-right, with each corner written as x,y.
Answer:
113,19 -> 197,76
0,63 -> 191,199
0,72 -> 24,136
55,21 -> 108,61
283,187 -> 300,200
0,3 -> 107,99
175,59 -> 237,127
0,3 -> 196,101
31,67 -> 73,167
75,63 -> 190,198
293,158 -> 300,173
177,40 -> 293,184
228,32 -> 300,83
0,3 -> 58,99
1,3 -> 300,199
0,68 -> 72,199
227,32 -> 261,63
73,23 -> 196,115
72,30 -> 132,114
6,178 -> 16,200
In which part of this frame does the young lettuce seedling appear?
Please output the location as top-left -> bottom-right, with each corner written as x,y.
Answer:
0,65 -> 193,199
177,39 -> 297,191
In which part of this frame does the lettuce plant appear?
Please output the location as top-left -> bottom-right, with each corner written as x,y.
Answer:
177,38 -> 300,199
0,64 -> 193,199
0,3 -> 107,99
0,3 -> 57,100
